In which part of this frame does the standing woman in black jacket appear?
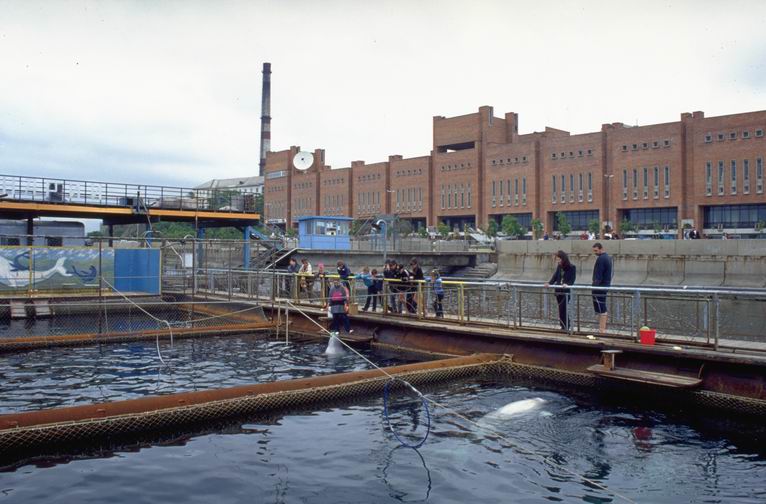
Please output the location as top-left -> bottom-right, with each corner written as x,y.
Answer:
545,250 -> 576,331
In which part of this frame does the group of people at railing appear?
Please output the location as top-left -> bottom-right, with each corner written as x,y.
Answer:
278,242 -> 613,334
544,242 -> 613,334
282,257 -> 445,319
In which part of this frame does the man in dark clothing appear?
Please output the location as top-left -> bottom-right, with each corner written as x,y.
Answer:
337,261 -> 351,291
591,242 -> 613,334
398,262 -> 412,313
407,258 -> 424,314
383,261 -> 399,313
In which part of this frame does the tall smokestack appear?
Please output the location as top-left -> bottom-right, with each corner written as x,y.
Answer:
258,62 -> 271,177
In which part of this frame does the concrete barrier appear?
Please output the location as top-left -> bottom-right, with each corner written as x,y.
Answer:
495,239 -> 766,287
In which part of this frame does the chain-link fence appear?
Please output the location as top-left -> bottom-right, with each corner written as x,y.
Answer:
0,296 -> 267,342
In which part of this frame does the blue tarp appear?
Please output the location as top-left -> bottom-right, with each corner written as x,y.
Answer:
114,249 -> 161,294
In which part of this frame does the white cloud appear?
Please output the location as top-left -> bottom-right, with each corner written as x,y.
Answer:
0,0 -> 764,187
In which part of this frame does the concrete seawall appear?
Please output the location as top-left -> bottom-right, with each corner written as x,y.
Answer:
495,240 -> 766,288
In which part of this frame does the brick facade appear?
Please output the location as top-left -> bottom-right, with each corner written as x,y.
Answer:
264,108 -> 766,235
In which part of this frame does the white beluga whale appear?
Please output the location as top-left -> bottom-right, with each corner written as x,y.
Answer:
478,398 -> 549,426
324,332 -> 346,355
0,255 -> 71,288
494,398 -> 547,417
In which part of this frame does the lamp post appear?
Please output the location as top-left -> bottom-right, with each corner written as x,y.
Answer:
376,219 -> 388,265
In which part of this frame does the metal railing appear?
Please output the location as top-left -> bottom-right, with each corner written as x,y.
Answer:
168,268 -> 766,353
0,174 -> 259,213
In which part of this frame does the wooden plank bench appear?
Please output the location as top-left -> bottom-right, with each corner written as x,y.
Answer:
587,349 -> 702,389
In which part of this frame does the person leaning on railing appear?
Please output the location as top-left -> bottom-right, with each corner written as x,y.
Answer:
545,250 -> 576,331
286,258 -> 300,296
299,258 -> 313,297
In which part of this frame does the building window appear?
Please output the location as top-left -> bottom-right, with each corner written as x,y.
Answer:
703,203 -> 766,229
653,166 -> 659,199
622,169 -> 628,200
744,159 -> 750,194
717,133 -> 725,141
578,173 -> 583,202
552,175 -> 557,204
447,185 -> 452,209
587,149 -> 593,156
643,167 -> 649,199
704,134 -> 712,143
622,207 -> 678,230
743,131 -> 750,139
756,129 -> 764,138
460,184 -> 465,209
718,161 -> 725,195
757,157 -> 764,194
642,142 -> 648,149
622,145 -> 627,152
552,153 -> 557,159
731,160 -> 737,195
560,175 -> 566,203
664,165 -> 670,198
492,181 -> 496,207
467,183 -> 472,208
522,177 -> 527,205
663,139 -> 670,147
514,178 -> 519,206
730,132 -> 737,140
441,185 -> 445,210
705,162 -> 712,196
632,144 -> 638,151
569,174 -> 574,202
633,169 -> 638,200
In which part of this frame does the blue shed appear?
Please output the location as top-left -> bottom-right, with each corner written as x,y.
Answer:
297,216 -> 352,250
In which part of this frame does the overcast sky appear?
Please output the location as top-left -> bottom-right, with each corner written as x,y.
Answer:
1,0 -> 765,189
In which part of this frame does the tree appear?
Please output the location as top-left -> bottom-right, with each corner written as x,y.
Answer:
418,227 -> 428,238
285,227 -> 297,238
486,220 -> 498,238
395,219 -> 413,236
437,221 -> 450,238
555,212 -> 571,237
531,218 -> 544,240
651,220 -> 662,235
588,219 -> 600,236
619,218 -> 636,235
350,219 -> 365,236
501,215 -> 525,238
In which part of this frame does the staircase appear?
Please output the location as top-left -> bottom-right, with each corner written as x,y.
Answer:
10,301 -> 28,319
32,299 -> 51,318
451,262 -> 498,279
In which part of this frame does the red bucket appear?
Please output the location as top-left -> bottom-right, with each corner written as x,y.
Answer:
639,328 -> 656,345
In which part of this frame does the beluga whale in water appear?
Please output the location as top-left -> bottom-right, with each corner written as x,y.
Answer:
480,398 -> 548,423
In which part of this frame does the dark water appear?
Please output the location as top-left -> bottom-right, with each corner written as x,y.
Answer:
1,341 -> 765,502
0,337 -> 404,413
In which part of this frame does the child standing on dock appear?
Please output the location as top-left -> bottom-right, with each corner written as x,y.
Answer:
431,270 -> 444,318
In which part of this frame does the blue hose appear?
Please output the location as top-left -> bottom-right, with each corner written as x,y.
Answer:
383,378 -> 431,449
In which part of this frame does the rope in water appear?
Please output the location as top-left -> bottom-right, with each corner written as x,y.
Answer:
383,377 -> 431,449
100,277 -> 173,365
280,300 -> 637,504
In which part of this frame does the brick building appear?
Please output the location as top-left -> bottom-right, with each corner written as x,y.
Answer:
264,107 -> 766,236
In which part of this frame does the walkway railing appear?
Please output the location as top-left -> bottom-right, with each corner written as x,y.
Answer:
0,174 -> 258,213
166,268 -> 766,354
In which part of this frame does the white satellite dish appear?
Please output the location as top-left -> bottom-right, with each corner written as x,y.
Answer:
293,151 -> 314,170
